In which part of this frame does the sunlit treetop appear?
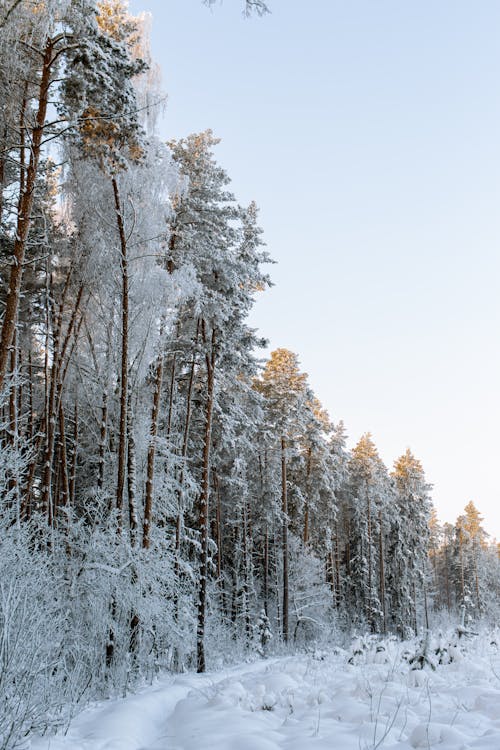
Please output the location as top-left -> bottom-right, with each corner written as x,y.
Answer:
456,501 -> 489,547
96,0 -> 141,48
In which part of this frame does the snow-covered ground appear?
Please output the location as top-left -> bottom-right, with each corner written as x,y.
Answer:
31,636 -> 500,750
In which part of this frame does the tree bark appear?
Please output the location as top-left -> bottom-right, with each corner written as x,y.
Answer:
69,400 -> 78,506
97,391 -> 108,491
366,482 -> 373,630
143,356 -> 163,549
112,175 -> 129,532
281,435 -> 289,643
41,284 -> 83,522
335,520 -> 341,607
378,509 -> 386,633
213,469 -> 222,579
303,447 -> 312,544
58,402 -> 70,514
0,37 -> 54,391
175,323 -> 199,558
196,322 -> 215,673
127,391 -> 137,546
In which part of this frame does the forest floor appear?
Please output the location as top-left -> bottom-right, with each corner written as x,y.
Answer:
31,635 -> 500,750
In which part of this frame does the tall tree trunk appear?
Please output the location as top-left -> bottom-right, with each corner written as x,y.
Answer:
378,509 -> 386,634
444,542 -> 451,610
143,356 -> 163,549
97,391 -> 108,491
27,351 -> 34,440
175,325 -> 199,559
213,470 -> 222,579
263,524 -> 269,616
328,549 -> 335,599
366,483 -> 373,631
112,176 -> 129,532
170,334 -> 197,673
69,400 -> 78,506
303,447 -> 312,544
196,322 -> 215,673
41,284 -> 83,522
165,353 -> 176,442
459,531 -> 465,604
259,452 -> 269,616
334,520 -> 341,607
0,37 -> 54,390
242,502 -> 252,645
8,328 -> 17,446
281,435 -> 289,643
8,329 -> 19,515
473,542 -> 480,611
127,391 -> 137,546
58,402 -> 70,512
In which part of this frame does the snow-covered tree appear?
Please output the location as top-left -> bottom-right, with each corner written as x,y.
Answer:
344,434 -> 391,633
387,449 -> 432,636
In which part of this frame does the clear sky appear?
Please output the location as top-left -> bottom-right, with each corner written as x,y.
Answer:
129,0 -> 500,539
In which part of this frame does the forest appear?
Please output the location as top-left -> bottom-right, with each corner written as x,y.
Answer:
0,2 -> 499,748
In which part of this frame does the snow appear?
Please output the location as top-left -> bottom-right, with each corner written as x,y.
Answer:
31,639 -> 500,750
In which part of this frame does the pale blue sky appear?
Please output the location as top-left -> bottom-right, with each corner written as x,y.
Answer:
130,0 -> 500,538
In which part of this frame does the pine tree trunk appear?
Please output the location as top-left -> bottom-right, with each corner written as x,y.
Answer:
175,325 -> 198,557
335,520 -> 341,608
165,337 -> 179,444
0,38 -> 54,391
378,509 -> 386,633
328,549 -> 335,600
143,357 -> 164,549
303,447 -> 312,544
459,532 -> 465,604
258,451 -> 269,615
69,400 -> 78,506
473,543 -> 480,610
213,470 -> 222,579
97,391 -> 108,491
423,582 -> 429,630
242,502 -> 252,646
8,328 -> 17,446
171,336 -> 197,673
366,483 -> 373,631
27,351 -> 34,440
127,392 -> 137,546
443,541 -> 451,610
58,402 -> 70,512
196,323 -> 215,673
8,329 -> 19,513
112,176 -> 129,532
263,524 -> 269,616
281,435 -> 289,643
41,284 -> 83,522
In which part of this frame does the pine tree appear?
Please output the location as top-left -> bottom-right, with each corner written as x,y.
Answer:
167,131 -> 270,671
453,501 -> 488,614
254,349 -> 311,642
345,434 -> 389,633
388,449 -> 432,635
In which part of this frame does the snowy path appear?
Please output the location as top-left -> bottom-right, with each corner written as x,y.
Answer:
31,644 -> 500,750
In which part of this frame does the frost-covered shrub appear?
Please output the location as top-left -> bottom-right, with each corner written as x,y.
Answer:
0,522 -> 69,750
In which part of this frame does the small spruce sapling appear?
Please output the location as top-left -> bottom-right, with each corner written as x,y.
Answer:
256,609 -> 272,657
409,630 -> 436,671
